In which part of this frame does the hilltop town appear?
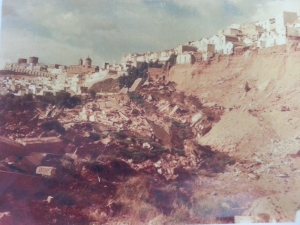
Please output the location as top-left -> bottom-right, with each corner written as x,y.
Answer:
2,11 -> 300,97
0,11 -> 300,224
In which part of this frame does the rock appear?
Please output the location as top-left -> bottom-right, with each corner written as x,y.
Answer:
142,142 -> 151,149
89,114 -> 96,122
244,82 -> 251,92
36,166 -> 56,177
248,173 -> 258,179
46,196 -> 53,203
191,112 -> 202,126
154,160 -> 161,168
281,106 -> 290,111
0,212 -> 13,225
169,105 -> 178,116
131,108 -> 140,116
147,120 -> 171,144
118,87 -> 129,94
157,168 -> 162,174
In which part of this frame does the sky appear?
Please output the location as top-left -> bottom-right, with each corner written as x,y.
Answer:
0,0 -> 300,68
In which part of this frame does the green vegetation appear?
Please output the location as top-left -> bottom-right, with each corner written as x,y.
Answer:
127,92 -> 144,105
196,145 -> 236,173
118,62 -> 148,89
0,91 -> 82,111
148,60 -> 163,68
109,131 -> 168,163
88,89 -> 96,98
165,54 -> 178,70
40,120 -> 66,134
0,93 -> 35,111
171,120 -> 194,148
89,78 -> 120,93
37,91 -> 82,109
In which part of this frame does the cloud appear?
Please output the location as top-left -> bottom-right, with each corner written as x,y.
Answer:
1,0 -> 300,67
1,28 -> 104,66
2,4 -> 18,17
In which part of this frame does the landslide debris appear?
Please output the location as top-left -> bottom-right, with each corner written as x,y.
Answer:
0,74 -> 240,224
4,55 -> 300,224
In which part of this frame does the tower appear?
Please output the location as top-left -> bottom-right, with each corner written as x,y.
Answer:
85,56 -> 92,67
28,56 -> 39,65
78,58 -> 83,65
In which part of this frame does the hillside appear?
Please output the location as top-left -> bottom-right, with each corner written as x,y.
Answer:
167,43 -> 300,222
1,44 -> 300,224
89,78 -> 120,93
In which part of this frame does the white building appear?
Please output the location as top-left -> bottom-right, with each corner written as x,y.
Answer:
208,35 -> 221,53
257,31 -> 278,48
198,38 -> 209,52
136,54 -> 146,63
190,40 -> 201,50
176,53 -> 195,64
242,37 -> 254,47
159,50 -> 173,62
223,42 -> 234,55
228,24 -> 241,29
275,11 -> 298,35
219,35 -> 239,54
256,11 -> 298,46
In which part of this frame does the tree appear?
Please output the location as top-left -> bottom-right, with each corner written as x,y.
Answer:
55,91 -> 71,108
167,54 -> 177,67
68,95 -> 81,108
89,89 -> 96,98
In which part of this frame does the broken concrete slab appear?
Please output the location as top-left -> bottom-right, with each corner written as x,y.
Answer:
0,212 -> 13,225
129,78 -> 143,92
16,137 -> 64,154
118,87 -> 128,94
36,166 -> 56,177
191,112 -> 202,126
147,120 -> 171,144
169,105 -> 179,116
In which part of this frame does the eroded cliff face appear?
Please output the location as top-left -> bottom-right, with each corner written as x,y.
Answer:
168,45 -> 300,155
167,44 -> 300,222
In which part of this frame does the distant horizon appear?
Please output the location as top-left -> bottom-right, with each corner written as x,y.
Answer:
1,0 -> 300,69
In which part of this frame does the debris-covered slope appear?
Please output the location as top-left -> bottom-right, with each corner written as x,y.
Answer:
1,44 -> 300,224
167,44 -> 300,222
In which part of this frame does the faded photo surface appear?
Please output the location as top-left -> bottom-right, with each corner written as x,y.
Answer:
0,0 -> 300,224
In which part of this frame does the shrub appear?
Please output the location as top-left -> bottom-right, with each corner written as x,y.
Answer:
89,89 -> 96,98
127,92 -> 144,105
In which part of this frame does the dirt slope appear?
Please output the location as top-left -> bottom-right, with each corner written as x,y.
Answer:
168,45 -> 300,156
168,44 -> 300,221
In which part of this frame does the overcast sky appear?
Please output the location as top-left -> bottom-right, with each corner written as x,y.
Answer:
0,0 -> 300,68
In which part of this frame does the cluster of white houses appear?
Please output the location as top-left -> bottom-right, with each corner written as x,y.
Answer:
0,70 -> 112,96
2,56 -> 127,95
2,11 -> 300,97
122,11 -> 300,65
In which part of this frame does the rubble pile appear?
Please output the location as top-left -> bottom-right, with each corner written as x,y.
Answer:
2,71 -> 299,224
0,75 -> 240,224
